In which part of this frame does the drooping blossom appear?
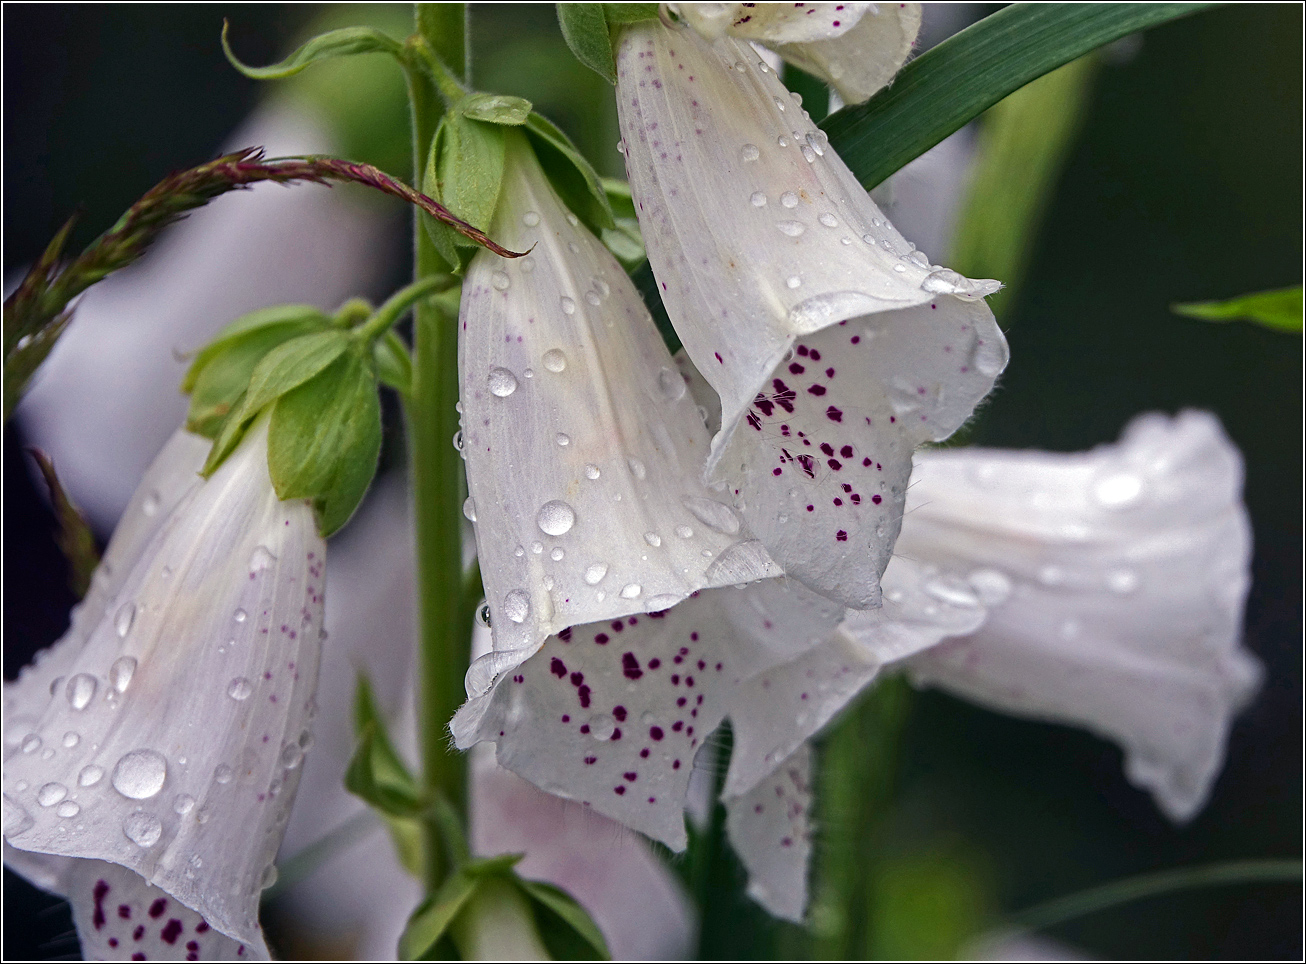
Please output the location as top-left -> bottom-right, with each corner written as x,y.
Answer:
616,21 -> 1008,609
456,128 -> 779,701
3,420 -> 327,959
669,1 -> 923,104
455,409 -> 1260,920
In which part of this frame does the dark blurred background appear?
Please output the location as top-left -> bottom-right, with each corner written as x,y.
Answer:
4,3 -> 1301,960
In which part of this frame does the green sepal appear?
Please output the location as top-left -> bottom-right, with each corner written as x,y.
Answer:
399,855 -> 524,960
557,4 -> 617,84
458,92 -> 533,126
221,21 -> 404,80
374,331 -> 413,395
522,113 -> 615,235
183,306 -> 329,437
438,113 -> 508,243
598,177 -> 645,269
519,878 -> 611,960
268,348 -> 382,536
345,675 -> 424,818
1172,286 -> 1303,333
602,3 -> 660,24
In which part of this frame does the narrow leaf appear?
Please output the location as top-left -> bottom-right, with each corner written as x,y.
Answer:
345,675 -> 424,818
822,3 -> 1214,190
557,3 -> 617,84
28,448 -> 100,598
374,331 -> 413,395
1172,287 -> 1303,333
399,872 -> 480,961
221,21 -> 403,80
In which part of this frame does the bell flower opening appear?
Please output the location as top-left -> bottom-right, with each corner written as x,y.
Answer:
3,419 -> 327,957
456,128 -> 780,712
616,23 -> 1008,610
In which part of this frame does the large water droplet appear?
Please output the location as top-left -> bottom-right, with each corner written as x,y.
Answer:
776,220 -> 805,237
66,674 -> 97,710
556,433 -> 571,447
800,144 -> 817,163
228,678 -> 253,701
740,143 -> 760,162
37,783 -> 68,807
78,765 -> 105,787
123,811 -> 162,848
806,132 -> 826,157
1094,473 -> 1143,507
657,367 -> 686,401
537,500 -> 575,536
750,191 -> 767,207
488,367 -> 519,397
214,764 -> 234,785
112,749 -> 167,799
550,547 -> 565,561
542,348 -> 568,372
56,800 -> 80,818
114,602 -> 136,638
584,563 -> 608,586
584,463 -> 601,480
627,457 -> 647,480
463,497 -> 477,522
780,192 -> 799,209
109,657 -> 137,693
62,731 -> 80,748
491,271 -> 511,291
970,337 -> 1006,377
681,496 -> 741,535
588,714 -> 616,740
503,589 -> 531,624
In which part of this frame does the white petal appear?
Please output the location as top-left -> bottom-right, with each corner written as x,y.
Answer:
616,24 -> 1006,607
453,592 -> 758,850
677,2 -> 875,45
769,3 -> 922,104
64,858 -> 261,960
898,411 -> 1260,821
3,420 -> 326,947
461,132 -> 778,683
723,742 -> 813,921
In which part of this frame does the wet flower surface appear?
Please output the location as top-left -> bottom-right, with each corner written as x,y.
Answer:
3,421 -> 327,958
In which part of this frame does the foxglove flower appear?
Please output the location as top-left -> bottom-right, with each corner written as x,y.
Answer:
456,129 -> 779,702
4,420 -> 327,959
455,410 -> 1260,921
616,21 -> 1008,609
669,2 -> 922,104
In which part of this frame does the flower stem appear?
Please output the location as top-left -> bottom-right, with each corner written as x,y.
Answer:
355,273 -> 454,345
406,1 -> 470,896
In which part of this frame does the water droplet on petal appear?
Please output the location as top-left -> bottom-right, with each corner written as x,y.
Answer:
560,296 -> 576,315
621,584 -> 642,599
78,765 -> 105,788
228,678 -> 253,701
681,496 -> 741,535
584,463 -> 601,480
675,525 -> 693,538
923,579 -> 980,608
56,800 -> 80,818
585,290 -> 601,306
21,735 -> 41,754
261,864 -> 279,889
644,531 -> 662,547
522,210 -> 541,227
173,794 -> 195,815
142,490 -> 161,516
114,602 -> 136,638
556,433 -> 571,447
488,367 -> 519,397
780,192 -> 799,209
478,605 -> 492,627
806,132 -> 826,157
777,135 -> 790,148
1094,474 -> 1143,507
786,276 -> 802,289
968,569 -> 1012,605
537,500 -> 575,536
214,765 -> 234,785
62,731 -> 80,749
503,590 -> 531,624
584,563 -> 608,586
452,430 -> 464,451
249,545 -> 276,574
234,609 -> 247,623
750,191 -> 767,207
109,657 -> 137,693
776,220 -> 805,237
657,367 -> 687,401
542,348 -> 568,373
66,674 -> 97,710
112,749 -> 167,799
491,271 -> 511,291
627,457 -> 647,480
280,743 -> 304,770
589,715 -> 616,740
123,811 -> 162,847
1106,568 -> 1139,594
37,783 -> 68,807
1038,565 -> 1066,586
463,497 -> 477,522
800,144 -> 816,163
970,337 -> 1006,377
773,95 -> 787,111
741,143 -> 760,162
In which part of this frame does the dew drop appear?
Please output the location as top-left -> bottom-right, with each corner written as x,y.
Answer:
66,674 -> 98,710
249,545 -> 276,574
112,749 -> 167,800
56,800 -> 80,818
488,367 -> 519,397
537,500 -> 576,536
78,765 -> 105,788
806,132 -> 826,157
532,541 -> 544,554
62,731 -> 80,749
173,794 -> 195,815
560,296 -> 576,315
280,743 -> 304,770
261,864 -> 279,889
452,430 -> 464,452
1038,565 -> 1066,586
114,602 -> 136,638
776,220 -> 805,237
503,589 -> 531,624
923,579 -> 980,608
142,490 -> 161,516
3,795 -> 33,836
21,735 -> 41,754
971,337 -> 1006,377
773,95 -> 787,111
627,457 -> 647,480
463,497 -> 477,522
478,605 -> 492,627
584,463 -> 601,480
234,609 -> 247,623
777,135 -> 789,148
786,276 -> 802,289
520,257 -> 536,274
750,191 -> 767,207
681,496 -> 741,535
522,211 -> 541,227
109,657 -> 137,693
675,525 -> 693,538
621,584 -> 642,599
550,547 -> 565,561
740,143 -> 760,162
556,433 -> 571,447
491,271 -> 511,291
227,678 -> 253,701
657,367 -> 687,401
800,144 -> 816,163
893,263 -> 907,273
589,715 -> 616,740
542,348 -> 568,372
585,290 -> 602,306
213,765 -> 234,785
37,783 -> 68,807
818,213 -> 839,227
644,532 -> 662,547
967,569 -> 1012,606
123,811 -> 163,848
584,563 -> 609,586
1094,473 -> 1143,507
780,192 -> 799,209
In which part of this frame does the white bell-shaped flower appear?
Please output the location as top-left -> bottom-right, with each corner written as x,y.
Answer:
616,22 -> 1007,610
3,420 -> 327,958
458,129 -> 779,705
670,2 -> 922,104
455,409 -> 1260,921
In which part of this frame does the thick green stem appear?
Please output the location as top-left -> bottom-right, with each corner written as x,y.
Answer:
406,1 -> 469,896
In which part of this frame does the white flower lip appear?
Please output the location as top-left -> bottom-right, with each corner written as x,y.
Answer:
458,130 -> 779,701
3,421 -> 327,955
616,23 -> 1006,609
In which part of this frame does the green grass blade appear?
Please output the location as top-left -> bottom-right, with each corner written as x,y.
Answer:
823,3 -> 1216,190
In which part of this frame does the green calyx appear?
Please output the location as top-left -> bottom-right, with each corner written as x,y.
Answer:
186,279 -> 447,536
556,3 -> 661,84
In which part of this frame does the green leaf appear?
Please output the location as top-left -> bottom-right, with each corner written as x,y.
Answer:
268,350 -> 382,536
557,4 -> 617,84
221,21 -> 404,80
400,871 -> 481,961
602,3 -> 660,24
374,331 -> 413,395
522,114 -> 615,234
520,878 -> 611,960
600,177 -> 636,220
345,675 -> 423,818
459,92 -> 533,126
422,119 -> 470,272
1172,287 -> 1303,333
822,3 -> 1214,190
243,329 -> 353,416
438,114 -> 508,239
